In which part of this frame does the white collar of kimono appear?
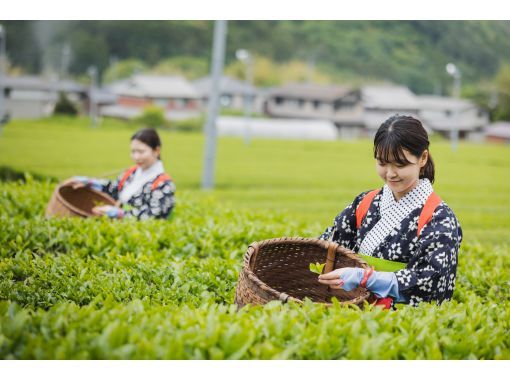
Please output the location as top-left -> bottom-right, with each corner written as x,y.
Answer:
359,178 -> 433,256
118,160 -> 165,204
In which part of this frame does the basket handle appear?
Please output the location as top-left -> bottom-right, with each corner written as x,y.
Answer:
324,241 -> 338,274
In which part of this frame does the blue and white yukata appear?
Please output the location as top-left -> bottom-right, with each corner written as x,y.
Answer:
76,160 -> 176,220
319,179 -> 463,306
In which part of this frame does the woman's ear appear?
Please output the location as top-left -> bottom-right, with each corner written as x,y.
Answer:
154,146 -> 161,158
420,150 -> 429,168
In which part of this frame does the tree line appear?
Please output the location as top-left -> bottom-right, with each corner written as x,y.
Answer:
3,20 -> 510,119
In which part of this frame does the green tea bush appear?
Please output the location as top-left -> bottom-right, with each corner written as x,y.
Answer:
0,179 -> 509,359
134,105 -> 167,129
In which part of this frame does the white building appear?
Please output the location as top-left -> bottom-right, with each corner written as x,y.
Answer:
417,95 -> 489,141
361,84 -> 421,136
101,74 -> 201,120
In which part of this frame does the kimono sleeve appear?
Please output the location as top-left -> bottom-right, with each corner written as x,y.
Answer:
394,205 -> 463,306
99,176 -> 121,200
124,181 -> 176,220
318,192 -> 367,250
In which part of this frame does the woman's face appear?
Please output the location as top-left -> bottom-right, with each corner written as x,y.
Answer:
376,149 -> 428,201
130,139 -> 160,170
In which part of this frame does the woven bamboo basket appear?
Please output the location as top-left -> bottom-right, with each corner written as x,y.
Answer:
45,183 -> 117,218
235,237 -> 371,308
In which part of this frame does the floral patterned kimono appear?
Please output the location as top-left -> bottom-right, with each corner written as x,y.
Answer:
97,161 -> 176,220
319,179 -> 463,306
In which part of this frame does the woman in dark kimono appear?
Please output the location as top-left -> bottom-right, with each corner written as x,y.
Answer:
65,128 -> 175,220
318,115 -> 462,307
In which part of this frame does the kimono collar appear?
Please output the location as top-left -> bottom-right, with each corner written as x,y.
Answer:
118,160 -> 165,204
380,178 -> 434,218
359,178 -> 433,256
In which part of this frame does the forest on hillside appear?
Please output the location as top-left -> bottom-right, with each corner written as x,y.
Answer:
3,20 -> 510,119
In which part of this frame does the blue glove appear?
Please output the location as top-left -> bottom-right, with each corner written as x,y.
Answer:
337,267 -> 403,301
338,267 -> 364,291
73,176 -> 103,192
104,206 -> 124,219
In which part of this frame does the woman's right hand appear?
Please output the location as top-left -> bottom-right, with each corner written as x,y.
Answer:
63,177 -> 86,189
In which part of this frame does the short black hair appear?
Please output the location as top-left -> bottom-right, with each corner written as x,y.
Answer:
131,128 -> 162,159
374,115 -> 435,183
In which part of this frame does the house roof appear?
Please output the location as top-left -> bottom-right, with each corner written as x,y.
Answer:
267,83 -> 355,101
361,85 -> 418,110
417,95 -> 477,111
108,75 -> 199,99
193,75 -> 258,97
485,122 -> 510,139
2,75 -> 85,93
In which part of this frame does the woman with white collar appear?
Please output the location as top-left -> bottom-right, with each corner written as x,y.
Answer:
318,115 -> 462,307
65,128 -> 175,220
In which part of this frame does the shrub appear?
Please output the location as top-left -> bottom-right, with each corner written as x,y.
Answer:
53,92 -> 79,116
135,105 -> 166,129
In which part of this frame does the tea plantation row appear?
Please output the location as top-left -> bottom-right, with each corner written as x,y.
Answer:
1,179 -> 509,359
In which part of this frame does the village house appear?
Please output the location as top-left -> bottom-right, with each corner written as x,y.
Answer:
193,75 -> 264,114
361,84 -> 422,137
263,83 -> 364,138
101,74 -> 201,120
484,121 -> 510,144
1,75 -> 85,119
417,95 -> 489,141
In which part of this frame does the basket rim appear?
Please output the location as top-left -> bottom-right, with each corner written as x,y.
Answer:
56,183 -> 117,217
241,237 -> 371,306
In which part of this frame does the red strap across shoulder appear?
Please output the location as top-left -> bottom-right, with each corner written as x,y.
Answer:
355,189 -> 381,229
117,165 -> 138,192
151,173 -> 172,190
417,192 -> 442,237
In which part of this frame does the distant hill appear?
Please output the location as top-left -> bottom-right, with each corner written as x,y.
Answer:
3,20 -> 510,93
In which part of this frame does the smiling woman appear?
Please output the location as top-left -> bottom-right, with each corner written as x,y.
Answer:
63,128 -> 176,220
318,115 -> 463,308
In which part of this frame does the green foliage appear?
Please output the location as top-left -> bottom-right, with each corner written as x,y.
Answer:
0,179 -> 509,359
134,105 -> 166,129
493,64 -> 510,121
103,59 -> 148,84
150,56 -> 209,80
309,262 -> 325,275
0,117 -> 509,359
169,117 -> 204,133
5,21 -> 510,93
53,92 -> 79,116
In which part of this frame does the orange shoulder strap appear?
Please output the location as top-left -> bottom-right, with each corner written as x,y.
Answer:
151,173 -> 172,191
417,192 -> 442,237
355,189 -> 381,229
118,165 -> 138,191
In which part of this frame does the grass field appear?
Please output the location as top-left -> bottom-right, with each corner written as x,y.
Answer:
1,116 -> 509,244
0,116 -> 509,359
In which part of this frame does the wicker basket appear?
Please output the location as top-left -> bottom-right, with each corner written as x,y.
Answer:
235,237 -> 371,308
45,183 -> 117,218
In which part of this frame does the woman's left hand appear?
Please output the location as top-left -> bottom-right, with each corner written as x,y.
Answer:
318,267 -> 363,291
92,205 -> 112,216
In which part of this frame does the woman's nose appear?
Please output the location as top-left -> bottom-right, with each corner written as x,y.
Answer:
387,167 -> 397,177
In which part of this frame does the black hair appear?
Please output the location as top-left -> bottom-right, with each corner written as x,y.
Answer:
131,128 -> 162,159
373,114 -> 435,184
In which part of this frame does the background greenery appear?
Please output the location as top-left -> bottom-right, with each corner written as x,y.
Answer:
0,117 -> 509,359
3,20 -> 510,118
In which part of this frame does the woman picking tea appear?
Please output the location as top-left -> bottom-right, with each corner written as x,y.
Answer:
318,115 -> 462,307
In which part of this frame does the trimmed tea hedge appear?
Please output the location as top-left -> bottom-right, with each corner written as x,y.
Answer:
0,179 -> 509,359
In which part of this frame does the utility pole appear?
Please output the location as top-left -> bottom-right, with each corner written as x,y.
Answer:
236,49 -> 253,145
446,63 -> 461,151
202,20 -> 228,190
87,66 -> 98,128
